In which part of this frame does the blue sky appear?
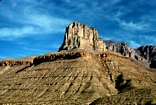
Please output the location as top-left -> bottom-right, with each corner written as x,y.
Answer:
0,0 -> 156,59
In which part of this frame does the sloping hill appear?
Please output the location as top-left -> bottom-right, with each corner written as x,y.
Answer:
0,51 -> 156,104
90,87 -> 156,105
0,22 -> 156,105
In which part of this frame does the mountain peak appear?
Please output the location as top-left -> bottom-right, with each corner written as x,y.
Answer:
59,21 -> 107,53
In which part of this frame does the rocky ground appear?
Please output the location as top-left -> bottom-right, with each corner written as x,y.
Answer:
90,87 -> 156,105
0,51 -> 156,104
0,22 -> 156,105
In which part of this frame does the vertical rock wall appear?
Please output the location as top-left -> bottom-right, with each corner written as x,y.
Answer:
59,21 -> 106,53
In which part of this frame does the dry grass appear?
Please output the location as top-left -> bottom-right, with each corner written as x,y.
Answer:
90,87 -> 156,105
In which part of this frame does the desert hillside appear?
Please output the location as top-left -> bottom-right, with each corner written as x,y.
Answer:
0,51 -> 156,104
0,22 -> 156,105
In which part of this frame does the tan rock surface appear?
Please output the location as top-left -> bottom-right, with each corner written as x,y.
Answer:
0,22 -> 156,105
0,60 -> 32,67
59,21 -> 106,53
0,51 -> 156,104
0,56 -> 35,67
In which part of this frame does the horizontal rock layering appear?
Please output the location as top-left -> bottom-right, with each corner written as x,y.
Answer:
59,21 -> 106,53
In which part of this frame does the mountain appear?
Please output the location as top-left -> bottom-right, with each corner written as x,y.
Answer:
1,51 -> 156,104
0,22 -> 156,105
137,46 -> 156,68
104,40 -> 156,70
59,21 -> 106,53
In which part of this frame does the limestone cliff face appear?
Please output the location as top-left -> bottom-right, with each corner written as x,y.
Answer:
59,21 -> 106,53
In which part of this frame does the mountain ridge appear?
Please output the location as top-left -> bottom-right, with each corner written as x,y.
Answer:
0,51 -> 156,104
0,21 -> 156,104
104,40 -> 156,70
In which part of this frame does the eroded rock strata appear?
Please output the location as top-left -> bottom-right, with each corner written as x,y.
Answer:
0,60 -> 32,67
59,21 -> 106,53
0,22 -> 156,105
0,52 -> 156,104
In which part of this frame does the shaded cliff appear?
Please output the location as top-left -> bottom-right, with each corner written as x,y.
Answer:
104,40 -> 156,69
137,46 -> 156,68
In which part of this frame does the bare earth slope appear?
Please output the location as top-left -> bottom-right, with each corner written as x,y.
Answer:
0,51 -> 156,104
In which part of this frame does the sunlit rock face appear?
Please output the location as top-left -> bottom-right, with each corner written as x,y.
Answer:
59,21 -> 106,53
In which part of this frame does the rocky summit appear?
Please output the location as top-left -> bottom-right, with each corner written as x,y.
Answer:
0,22 -> 156,105
59,21 -> 106,53
104,40 -> 156,70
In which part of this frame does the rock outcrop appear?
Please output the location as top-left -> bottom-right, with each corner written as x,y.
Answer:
0,60 -> 32,67
0,51 -> 156,104
0,22 -> 156,104
104,40 -> 156,69
104,40 -> 134,57
137,46 -> 156,68
33,52 -> 100,65
0,56 -> 35,67
59,21 -> 106,53
137,46 -> 156,60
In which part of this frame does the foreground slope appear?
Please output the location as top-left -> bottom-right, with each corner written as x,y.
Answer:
0,21 -> 156,105
0,51 -> 156,104
90,87 -> 156,105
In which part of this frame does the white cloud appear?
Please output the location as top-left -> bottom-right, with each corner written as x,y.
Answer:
34,43 -> 61,50
0,0 -> 71,39
129,41 -> 141,48
0,14 -> 70,38
116,19 -> 149,31
140,35 -> 156,44
22,47 -> 44,53
26,14 -> 70,33
0,26 -> 36,37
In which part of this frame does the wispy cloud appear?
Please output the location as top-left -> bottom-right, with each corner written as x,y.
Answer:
129,41 -> 141,48
116,19 -> 149,31
0,26 -> 36,37
0,16 -> 70,38
139,35 -> 156,45
0,0 -> 156,59
0,0 -> 71,39
22,47 -> 46,53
